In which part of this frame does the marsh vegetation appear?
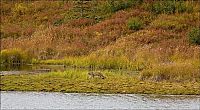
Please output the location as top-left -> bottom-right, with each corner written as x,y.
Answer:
1,0 -> 200,94
1,68 -> 200,95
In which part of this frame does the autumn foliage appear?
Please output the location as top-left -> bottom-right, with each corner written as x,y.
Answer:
1,0 -> 200,81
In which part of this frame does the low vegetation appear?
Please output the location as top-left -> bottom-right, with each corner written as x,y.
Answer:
140,62 -> 200,82
127,17 -> 143,30
1,70 -> 200,95
103,0 -> 142,13
38,55 -> 136,70
148,1 -> 194,14
188,27 -> 200,45
0,48 -> 31,64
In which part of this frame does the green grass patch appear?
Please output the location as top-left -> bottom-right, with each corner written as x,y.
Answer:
37,55 -> 136,71
127,17 -> 143,30
188,27 -> 200,45
148,1 -> 194,14
102,0 -> 142,13
1,69 -> 200,95
150,13 -> 200,31
0,48 -> 31,64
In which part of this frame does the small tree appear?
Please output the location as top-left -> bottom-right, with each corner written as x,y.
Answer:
188,27 -> 200,45
127,17 -> 143,30
73,0 -> 92,18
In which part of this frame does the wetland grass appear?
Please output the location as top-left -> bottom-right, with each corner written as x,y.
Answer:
38,55 -> 136,71
1,69 -> 200,95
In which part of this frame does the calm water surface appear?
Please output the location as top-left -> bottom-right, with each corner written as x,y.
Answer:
1,91 -> 200,109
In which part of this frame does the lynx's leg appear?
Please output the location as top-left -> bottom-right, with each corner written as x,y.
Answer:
88,72 -> 94,79
96,72 -> 106,79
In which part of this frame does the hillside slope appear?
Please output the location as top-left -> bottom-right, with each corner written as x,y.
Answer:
1,0 -> 199,59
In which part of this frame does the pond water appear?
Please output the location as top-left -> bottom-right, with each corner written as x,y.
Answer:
1,91 -> 200,109
0,64 -> 65,71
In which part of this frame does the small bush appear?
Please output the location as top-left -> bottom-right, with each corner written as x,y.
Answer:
127,17 -> 143,30
149,1 -> 175,14
188,27 -> 200,45
149,1 -> 194,14
12,3 -> 29,16
176,1 -> 194,13
103,0 -> 142,13
53,19 -> 64,26
0,48 -> 31,64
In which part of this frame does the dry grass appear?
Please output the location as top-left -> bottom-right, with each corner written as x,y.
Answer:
140,62 -> 200,82
150,13 -> 200,31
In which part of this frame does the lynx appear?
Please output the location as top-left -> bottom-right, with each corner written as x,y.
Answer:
88,71 -> 106,79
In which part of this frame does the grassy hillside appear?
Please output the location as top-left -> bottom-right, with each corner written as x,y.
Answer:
1,0 -> 200,82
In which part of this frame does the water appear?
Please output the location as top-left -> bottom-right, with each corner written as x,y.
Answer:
0,64 -> 63,71
1,91 -> 200,109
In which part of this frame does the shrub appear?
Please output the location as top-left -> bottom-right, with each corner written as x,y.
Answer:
188,27 -> 200,45
149,1 -> 194,14
127,17 -> 143,30
149,1 -> 175,14
38,48 -> 57,60
53,19 -> 64,26
103,0 -> 142,13
12,3 -> 29,16
0,48 -> 31,64
176,1 -> 193,13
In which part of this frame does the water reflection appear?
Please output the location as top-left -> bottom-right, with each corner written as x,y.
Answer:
0,64 -> 31,71
1,91 -> 200,109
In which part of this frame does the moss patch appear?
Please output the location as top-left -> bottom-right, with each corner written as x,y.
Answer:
1,71 -> 199,95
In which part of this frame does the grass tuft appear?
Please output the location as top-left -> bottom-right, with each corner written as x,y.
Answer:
0,48 -> 31,64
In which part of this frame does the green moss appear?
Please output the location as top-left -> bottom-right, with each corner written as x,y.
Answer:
1,70 -> 200,95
